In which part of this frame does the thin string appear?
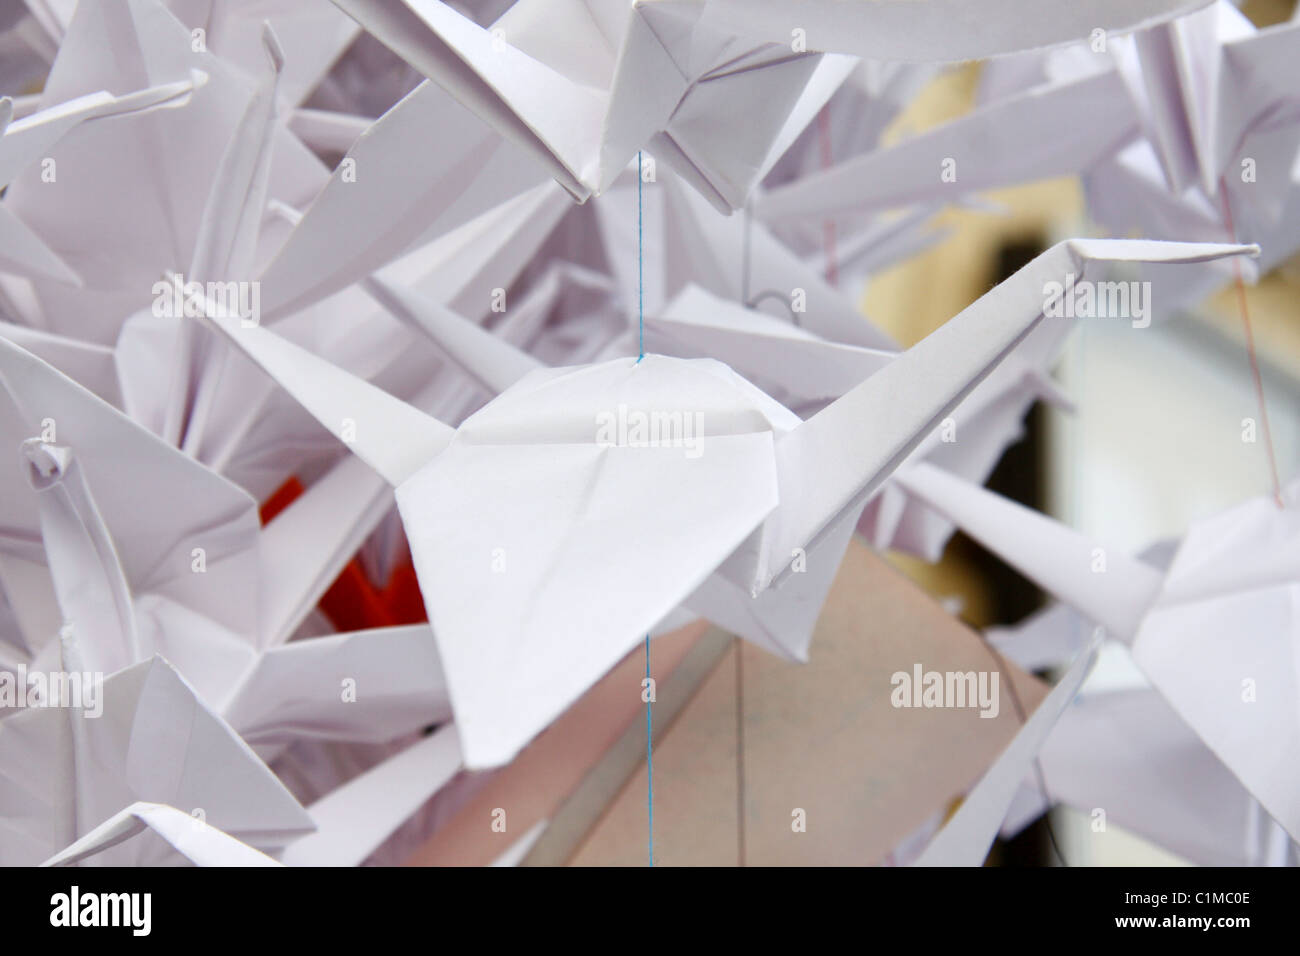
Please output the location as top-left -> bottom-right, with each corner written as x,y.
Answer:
637,150 -> 652,866
736,207 -> 750,871
637,150 -> 645,364
646,633 -> 653,867
734,640 -> 747,866
1219,176 -> 1283,508
816,104 -> 838,286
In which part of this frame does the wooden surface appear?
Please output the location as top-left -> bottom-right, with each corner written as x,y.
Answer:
401,619 -> 709,866
568,539 -> 1048,866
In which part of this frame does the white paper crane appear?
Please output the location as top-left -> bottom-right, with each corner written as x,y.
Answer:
201,238 -> 1254,767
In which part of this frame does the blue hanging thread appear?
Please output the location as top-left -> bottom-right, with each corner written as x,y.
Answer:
637,151 -> 645,363
636,150 -> 653,866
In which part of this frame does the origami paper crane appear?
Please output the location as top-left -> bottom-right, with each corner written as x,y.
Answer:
999,685 -> 1298,866
757,1 -> 1300,309
202,238 -> 1254,766
326,0 -> 1215,210
987,566 -> 1296,867
0,655 -> 313,866
0,72 -> 204,285
329,0 -> 839,210
0,334 -> 451,753
895,460 -> 1300,844
0,332 -> 473,864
